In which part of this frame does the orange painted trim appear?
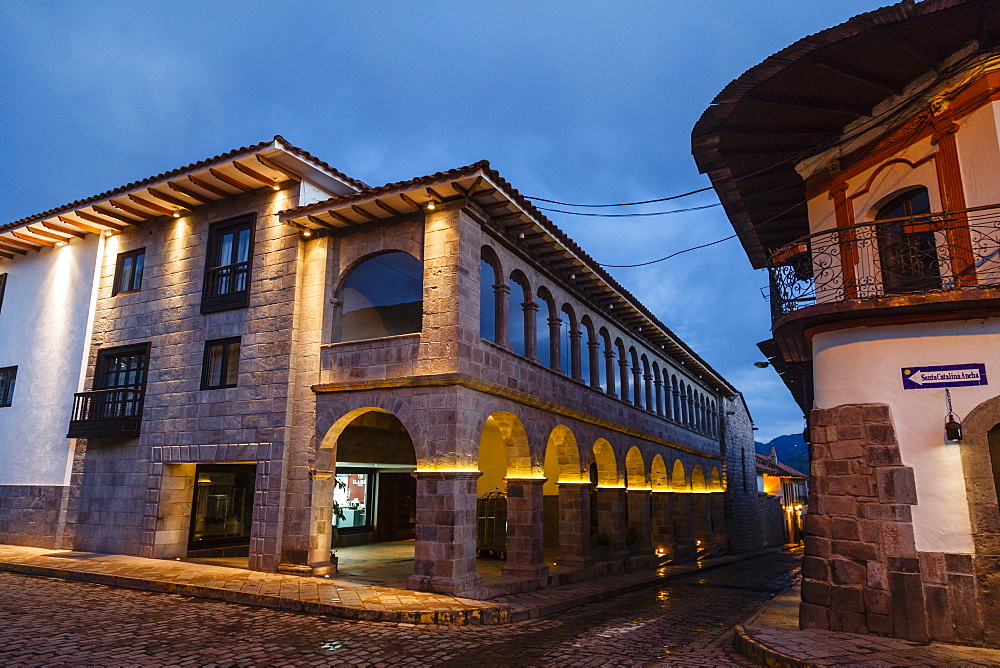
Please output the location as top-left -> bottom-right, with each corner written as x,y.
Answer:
848,155 -> 937,207
804,71 -> 1000,199
831,180 -> 858,299
933,126 -> 977,287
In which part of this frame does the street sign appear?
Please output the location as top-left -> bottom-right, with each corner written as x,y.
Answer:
901,363 -> 988,390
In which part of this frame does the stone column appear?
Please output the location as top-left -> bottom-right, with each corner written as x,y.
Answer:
650,491 -> 674,559
495,283 -> 511,349
408,471 -> 483,597
632,367 -> 643,406
548,316 -> 563,372
690,493 -> 716,554
524,301 -> 539,362
557,481 -> 594,567
672,493 -> 697,563
503,478 -> 549,579
618,359 -> 631,403
653,377 -> 663,416
604,350 -> 617,397
626,489 -> 653,556
588,340 -> 601,390
569,329 -> 583,381
710,492 -> 728,553
596,487 -> 629,561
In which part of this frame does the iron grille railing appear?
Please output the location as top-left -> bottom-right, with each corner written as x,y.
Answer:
767,206 -> 1000,319
67,388 -> 145,438
202,261 -> 250,313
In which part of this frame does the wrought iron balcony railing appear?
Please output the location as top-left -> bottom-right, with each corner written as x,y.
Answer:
67,388 -> 145,438
767,205 -> 1000,320
202,261 -> 250,313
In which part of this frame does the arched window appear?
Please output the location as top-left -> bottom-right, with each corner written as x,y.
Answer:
875,187 -> 940,294
581,316 -> 597,389
479,247 -> 503,343
652,361 -> 663,416
336,251 -> 422,342
671,375 -> 680,420
561,304 -> 577,378
629,348 -> 642,408
509,272 -> 530,357
641,355 -> 653,411
616,339 -> 630,404
537,288 -> 554,368
601,328 -> 615,395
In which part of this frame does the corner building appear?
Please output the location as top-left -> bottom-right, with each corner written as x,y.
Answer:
0,137 -> 767,598
694,0 -> 1000,646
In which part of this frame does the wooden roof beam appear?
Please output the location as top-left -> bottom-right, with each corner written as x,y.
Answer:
11,230 -> 54,247
0,241 -> 28,255
209,168 -> 257,195
351,205 -> 383,224
41,221 -> 87,239
128,193 -> 178,218
306,215 -> 337,231
189,175 -> 233,199
168,181 -> 214,204
398,193 -> 425,212
255,154 -> 299,182
57,216 -> 107,235
108,199 -> 154,220
814,60 -> 899,95
374,200 -> 403,217
0,250 -> 13,260
76,210 -> 127,230
234,160 -> 281,190
747,93 -> 870,116
425,187 -> 445,203
0,236 -> 39,252
25,226 -> 74,243
327,209 -> 360,228
147,187 -> 199,209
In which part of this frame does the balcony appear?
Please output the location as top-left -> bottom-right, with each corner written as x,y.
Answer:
768,207 -> 1000,317
67,388 -> 145,438
201,261 -> 250,313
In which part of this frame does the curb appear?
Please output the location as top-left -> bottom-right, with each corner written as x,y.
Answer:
733,624 -> 823,668
0,561 -> 510,626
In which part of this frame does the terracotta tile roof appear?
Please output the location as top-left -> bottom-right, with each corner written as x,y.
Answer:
756,452 -> 807,478
281,160 -> 737,396
3,136 -> 366,233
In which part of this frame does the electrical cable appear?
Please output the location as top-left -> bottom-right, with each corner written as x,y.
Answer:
535,202 -> 721,217
525,186 -> 714,207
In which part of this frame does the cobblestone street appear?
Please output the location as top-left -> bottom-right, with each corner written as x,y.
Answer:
0,551 -> 799,666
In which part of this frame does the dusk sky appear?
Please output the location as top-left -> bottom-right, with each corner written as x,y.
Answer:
1,1 -> 889,442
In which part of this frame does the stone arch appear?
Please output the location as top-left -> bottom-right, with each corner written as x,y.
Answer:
709,467 -> 723,492
691,465 -> 708,492
480,245 -> 504,343
317,400 -> 427,473
508,270 -> 532,357
332,250 -> 423,342
481,410 -> 534,478
650,455 -> 670,491
536,286 -> 557,369
625,446 -> 648,489
958,393 -> 1000,645
671,459 -> 689,491
592,438 -> 620,487
545,424 -> 585,483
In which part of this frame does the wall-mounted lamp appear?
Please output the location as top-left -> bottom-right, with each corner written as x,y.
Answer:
518,232 -> 525,239
945,388 -> 963,442
426,200 -> 436,211
55,240 -> 66,247
302,229 -> 313,238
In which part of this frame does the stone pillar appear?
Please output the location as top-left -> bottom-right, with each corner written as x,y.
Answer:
626,489 -> 653,555
596,487 -> 629,560
710,492 -> 728,554
503,478 -> 549,579
604,350 -> 617,397
569,329 -> 583,381
408,471 -> 483,597
618,359 -> 631,404
650,491 -> 674,559
548,316 -> 562,372
632,367 -> 643,406
557,482 -> 594,568
588,340 -> 601,390
524,301 -> 539,362
690,493 -> 717,554
494,283 -> 510,349
672,493 -> 697,563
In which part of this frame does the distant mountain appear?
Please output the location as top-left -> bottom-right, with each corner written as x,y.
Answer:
755,433 -> 810,476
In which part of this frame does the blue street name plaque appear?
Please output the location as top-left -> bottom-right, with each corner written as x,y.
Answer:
901,363 -> 988,390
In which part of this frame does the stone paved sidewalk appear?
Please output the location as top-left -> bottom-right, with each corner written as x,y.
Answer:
735,583 -> 1000,667
0,543 -> 777,627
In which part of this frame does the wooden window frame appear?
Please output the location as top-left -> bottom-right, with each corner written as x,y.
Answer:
95,343 -> 152,392
0,365 -> 16,407
201,336 -> 241,390
112,248 -> 146,296
201,214 -> 255,314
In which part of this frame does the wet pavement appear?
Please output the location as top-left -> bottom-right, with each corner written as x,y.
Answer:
0,550 -> 798,666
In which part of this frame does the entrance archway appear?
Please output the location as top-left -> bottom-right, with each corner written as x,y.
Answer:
543,425 -> 587,566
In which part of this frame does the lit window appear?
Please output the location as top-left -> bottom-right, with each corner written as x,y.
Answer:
0,366 -> 16,407
202,215 -> 254,313
113,248 -> 145,295
202,337 -> 241,390
334,472 -> 370,530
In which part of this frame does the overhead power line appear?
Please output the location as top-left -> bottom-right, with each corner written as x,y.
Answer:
525,186 -> 714,207
536,202 -> 721,217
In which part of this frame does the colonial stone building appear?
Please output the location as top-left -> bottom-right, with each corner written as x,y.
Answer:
1,136 -> 763,598
694,0 -> 1000,646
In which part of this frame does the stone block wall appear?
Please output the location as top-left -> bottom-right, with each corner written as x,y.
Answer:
0,484 -> 70,548
801,403 -> 984,644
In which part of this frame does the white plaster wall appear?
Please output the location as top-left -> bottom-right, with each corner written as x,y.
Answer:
0,236 -> 100,485
956,100 -> 1000,209
813,318 -> 1000,554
